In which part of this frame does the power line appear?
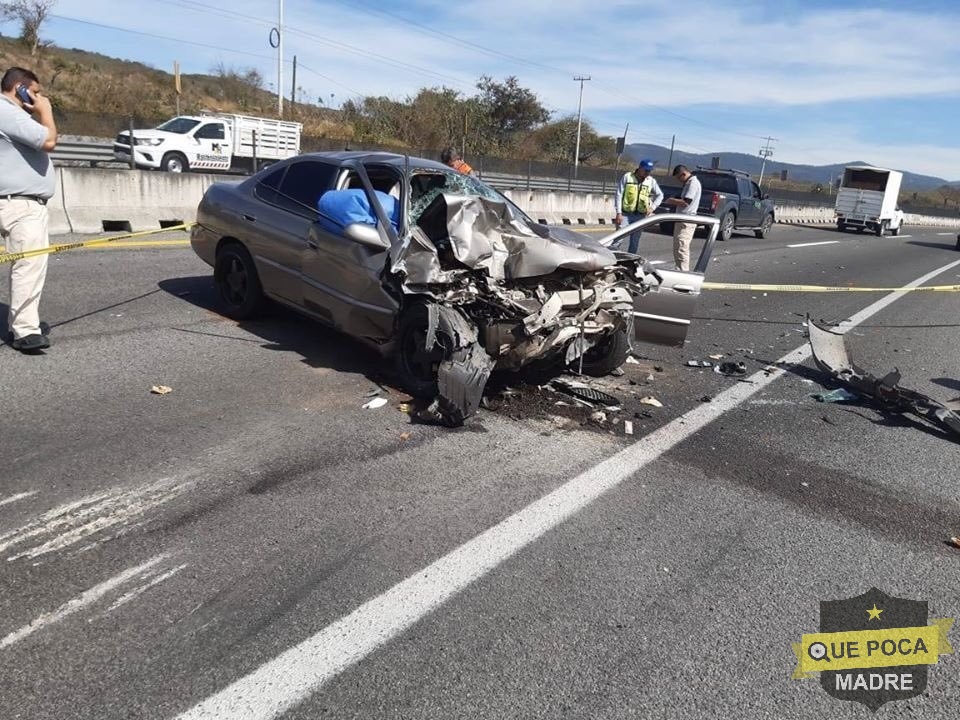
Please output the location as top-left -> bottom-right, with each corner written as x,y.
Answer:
154,0 -> 476,90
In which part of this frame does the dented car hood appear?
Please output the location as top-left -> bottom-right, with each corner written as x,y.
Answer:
390,193 -> 618,286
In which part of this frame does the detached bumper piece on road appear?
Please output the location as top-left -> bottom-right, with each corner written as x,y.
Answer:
808,316 -> 960,440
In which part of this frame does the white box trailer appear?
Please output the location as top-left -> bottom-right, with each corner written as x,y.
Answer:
114,112 -> 302,174
835,165 -> 904,236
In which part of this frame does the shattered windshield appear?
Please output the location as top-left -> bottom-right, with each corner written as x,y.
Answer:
409,169 -> 533,226
157,117 -> 201,134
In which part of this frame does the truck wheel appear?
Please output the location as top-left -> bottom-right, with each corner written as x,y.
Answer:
161,152 -> 189,173
837,222 -> 847,233
875,221 -> 886,237
214,243 -> 264,319
719,211 -> 735,241
891,225 -> 900,237
755,213 -> 774,239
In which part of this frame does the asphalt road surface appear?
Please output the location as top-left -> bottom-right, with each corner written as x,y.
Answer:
1,223 -> 959,719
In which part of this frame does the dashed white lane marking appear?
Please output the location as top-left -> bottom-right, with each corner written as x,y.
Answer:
897,235 -> 913,238
107,564 -> 188,612
173,257 -> 960,720
0,554 -> 168,649
787,240 -> 839,248
648,260 -> 668,265
0,491 -> 37,508
0,477 -> 191,562
937,232 -> 955,236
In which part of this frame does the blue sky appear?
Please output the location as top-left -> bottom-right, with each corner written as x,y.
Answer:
5,0 -> 960,179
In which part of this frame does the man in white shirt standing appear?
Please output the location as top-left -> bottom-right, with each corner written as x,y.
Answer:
663,164 -> 701,271
614,159 -> 663,254
0,67 -> 58,353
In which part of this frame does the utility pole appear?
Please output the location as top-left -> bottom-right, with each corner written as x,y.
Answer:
290,54 -> 297,112
666,134 -> 675,175
572,75 -> 591,178
173,60 -> 181,116
758,135 -> 777,185
614,121 -> 629,178
277,0 -> 284,118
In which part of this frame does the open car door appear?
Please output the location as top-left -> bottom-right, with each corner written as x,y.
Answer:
600,214 -> 719,347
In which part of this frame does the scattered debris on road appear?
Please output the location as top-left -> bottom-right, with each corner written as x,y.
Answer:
949,537 -> 960,550
362,397 -> 389,410
552,379 -> 622,409
808,316 -> 960,440
150,385 -> 173,395
639,396 -> 663,408
813,388 -> 859,403
714,361 -> 747,377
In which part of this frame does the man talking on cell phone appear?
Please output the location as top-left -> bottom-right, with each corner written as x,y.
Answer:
0,67 -> 58,353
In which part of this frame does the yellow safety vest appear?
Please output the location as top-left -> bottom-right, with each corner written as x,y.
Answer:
621,172 -> 652,214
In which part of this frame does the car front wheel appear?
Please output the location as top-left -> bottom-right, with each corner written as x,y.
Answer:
214,243 -> 264,319
574,328 -> 631,377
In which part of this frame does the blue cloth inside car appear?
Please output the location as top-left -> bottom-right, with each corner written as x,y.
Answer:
317,189 -> 399,235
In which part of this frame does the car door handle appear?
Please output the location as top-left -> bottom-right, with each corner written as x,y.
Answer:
673,284 -> 696,294
242,214 -> 257,223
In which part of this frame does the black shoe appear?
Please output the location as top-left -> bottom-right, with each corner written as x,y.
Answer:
6,321 -> 50,343
11,334 -> 50,353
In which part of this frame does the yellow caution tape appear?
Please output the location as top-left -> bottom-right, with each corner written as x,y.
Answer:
0,223 -> 194,265
703,281 -> 960,293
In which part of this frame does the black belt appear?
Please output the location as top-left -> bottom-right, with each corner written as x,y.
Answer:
0,195 -> 47,205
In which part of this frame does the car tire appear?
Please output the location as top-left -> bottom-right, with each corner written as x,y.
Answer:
161,152 -> 188,173
214,242 -> 264,320
396,302 -> 448,398
891,225 -> 900,237
755,213 -> 774,239
719,211 -> 735,241
837,222 -> 847,233
875,221 -> 886,237
575,328 -> 631,377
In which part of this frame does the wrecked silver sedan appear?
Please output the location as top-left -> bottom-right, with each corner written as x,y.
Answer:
190,152 -> 717,424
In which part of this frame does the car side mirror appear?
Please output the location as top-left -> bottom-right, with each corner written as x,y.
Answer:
762,193 -> 770,200
343,222 -> 389,249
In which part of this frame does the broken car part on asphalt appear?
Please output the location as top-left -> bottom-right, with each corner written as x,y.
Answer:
808,316 -> 960,439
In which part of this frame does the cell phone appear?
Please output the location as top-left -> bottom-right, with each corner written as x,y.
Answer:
15,84 -> 33,105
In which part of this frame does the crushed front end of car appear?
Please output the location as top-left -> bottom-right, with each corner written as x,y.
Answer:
389,191 -> 662,426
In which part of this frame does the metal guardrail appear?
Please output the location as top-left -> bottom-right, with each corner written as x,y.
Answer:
51,140 -> 120,167
480,171 -> 610,194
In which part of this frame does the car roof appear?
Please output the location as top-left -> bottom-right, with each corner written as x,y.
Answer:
298,151 -> 452,172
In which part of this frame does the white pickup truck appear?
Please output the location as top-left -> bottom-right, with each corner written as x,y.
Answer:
113,112 -> 302,173
835,165 -> 905,237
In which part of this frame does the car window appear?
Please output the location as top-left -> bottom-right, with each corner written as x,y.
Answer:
270,161 -> 339,218
408,169 -> 533,226
157,117 -> 200,134
195,123 -> 225,140
253,166 -> 286,204
697,174 -> 738,194
751,182 -> 763,199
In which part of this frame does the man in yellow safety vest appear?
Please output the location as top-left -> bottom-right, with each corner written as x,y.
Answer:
614,159 -> 663,253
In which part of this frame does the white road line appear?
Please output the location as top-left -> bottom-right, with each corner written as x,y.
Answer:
107,564 -> 188,612
897,235 -> 913,238
0,491 -> 37,508
173,256 -> 960,720
937,232 -> 955,236
787,240 -> 839,248
0,554 -> 168,649
649,260 -> 668,265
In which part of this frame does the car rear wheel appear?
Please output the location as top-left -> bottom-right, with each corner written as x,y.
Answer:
214,243 -> 264,319
396,302 -> 450,398
719,211 -> 735,241
574,328 -> 631,377
755,213 -> 774,239
161,152 -> 188,173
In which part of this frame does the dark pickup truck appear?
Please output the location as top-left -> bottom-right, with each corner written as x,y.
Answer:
657,169 -> 776,241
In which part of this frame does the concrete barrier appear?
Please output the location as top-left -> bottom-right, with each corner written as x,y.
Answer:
51,167 -> 223,235
47,168 -> 960,235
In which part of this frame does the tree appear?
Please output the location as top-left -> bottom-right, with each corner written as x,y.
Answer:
475,75 -> 550,151
1,0 -> 55,56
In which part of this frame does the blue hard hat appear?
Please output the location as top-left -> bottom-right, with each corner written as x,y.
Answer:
639,159 -> 655,171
